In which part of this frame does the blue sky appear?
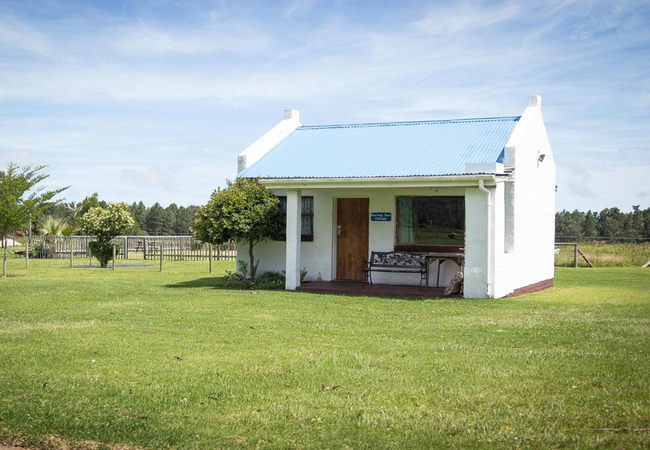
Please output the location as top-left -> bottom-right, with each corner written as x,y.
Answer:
0,0 -> 648,212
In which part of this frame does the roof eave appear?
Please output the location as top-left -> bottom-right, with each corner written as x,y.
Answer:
256,174 -> 501,189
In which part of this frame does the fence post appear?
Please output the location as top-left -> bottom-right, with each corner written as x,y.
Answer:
209,244 -> 213,273
180,237 -> 184,261
144,238 -> 147,260
159,242 -> 163,272
573,244 -> 578,268
112,244 -> 116,271
25,240 -> 29,269
124,237 -> 128,260
70,238 -> 73,268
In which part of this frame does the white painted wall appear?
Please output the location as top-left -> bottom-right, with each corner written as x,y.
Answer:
463,186 -> 490,298
507,97 -> 556,290
237,187 -> 466,288
490,95 -> 555,297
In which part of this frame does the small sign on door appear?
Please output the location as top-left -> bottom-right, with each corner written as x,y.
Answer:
371,212 -> 392,222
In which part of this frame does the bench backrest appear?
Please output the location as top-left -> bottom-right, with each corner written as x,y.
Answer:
369,251 -> 425,269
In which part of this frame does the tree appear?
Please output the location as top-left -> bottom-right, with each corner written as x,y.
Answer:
555,210 -> 585,238
145,202 -> 166,235
40,216 -> 77,236
193,178 -> 283,280
598,207 -> 625,238
162,204 -> 176,234
130,201 -> 148,230
583,211 -> 598,238
0,163 -> 67,277
174,206 -> 199,234
80,203 -> 134,268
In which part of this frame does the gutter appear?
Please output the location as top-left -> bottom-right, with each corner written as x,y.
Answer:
260,174 -> 499,189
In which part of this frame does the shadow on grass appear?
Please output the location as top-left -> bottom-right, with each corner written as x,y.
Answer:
166,277 -> 226,289
165,278 -> 456,301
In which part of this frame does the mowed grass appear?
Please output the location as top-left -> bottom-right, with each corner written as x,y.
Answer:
0,258 -> 649,449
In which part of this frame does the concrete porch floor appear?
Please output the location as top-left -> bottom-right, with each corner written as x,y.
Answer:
296,281 -> 456,298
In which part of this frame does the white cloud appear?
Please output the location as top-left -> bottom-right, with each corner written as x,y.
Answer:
120,166 -> 179,190
413,1 -> 519,36
285,0 -> 319,16
112,21 -> 268,55
0,16 -> 53,57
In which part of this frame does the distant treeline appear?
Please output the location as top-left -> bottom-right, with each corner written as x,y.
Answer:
41,194 -> 200,236
556,206 -> 650,240
38,196 -> 650,240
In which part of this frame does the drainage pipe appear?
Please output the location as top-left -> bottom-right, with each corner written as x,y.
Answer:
478,179 -> 492,297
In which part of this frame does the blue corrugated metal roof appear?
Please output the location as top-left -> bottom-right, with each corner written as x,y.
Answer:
238,116 -> 520,179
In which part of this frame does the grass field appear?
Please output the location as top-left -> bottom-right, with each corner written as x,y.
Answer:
1,257 -> 649,449
554,242 -> 650,267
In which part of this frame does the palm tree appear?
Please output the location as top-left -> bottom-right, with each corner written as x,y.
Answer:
39,216 -> 78,258
40,216 -> 78,237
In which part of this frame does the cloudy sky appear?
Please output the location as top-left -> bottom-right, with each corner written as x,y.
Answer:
0,0 -> 648,212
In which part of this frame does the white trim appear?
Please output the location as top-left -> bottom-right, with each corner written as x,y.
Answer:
260,175 -> 499,190
238,109 -> 302,174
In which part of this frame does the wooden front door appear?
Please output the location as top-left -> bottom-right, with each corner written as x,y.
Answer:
336,198 -> 369,281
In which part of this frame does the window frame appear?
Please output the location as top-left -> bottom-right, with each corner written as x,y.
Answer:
277,196 -> 314,242
394,195 -> 465,253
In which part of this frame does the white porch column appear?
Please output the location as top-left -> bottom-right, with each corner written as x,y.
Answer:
285,189 -> 302,290
464,186 -> 493,298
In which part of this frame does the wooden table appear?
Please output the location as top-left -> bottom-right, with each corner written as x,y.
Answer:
425,253 -> 465,290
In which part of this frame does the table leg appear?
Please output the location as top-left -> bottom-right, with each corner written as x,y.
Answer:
437,260 -> 443,287
425,259 -> 432,291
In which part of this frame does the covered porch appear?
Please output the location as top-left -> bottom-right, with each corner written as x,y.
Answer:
272,178 -> 493,295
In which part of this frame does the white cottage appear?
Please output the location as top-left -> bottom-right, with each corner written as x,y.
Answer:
236,95 -> 555,299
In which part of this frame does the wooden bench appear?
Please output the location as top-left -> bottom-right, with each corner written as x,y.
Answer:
363,251 -> 427,288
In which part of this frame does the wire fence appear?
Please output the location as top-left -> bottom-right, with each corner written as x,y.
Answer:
27,235 -> 237,261
556,236 -> 650,244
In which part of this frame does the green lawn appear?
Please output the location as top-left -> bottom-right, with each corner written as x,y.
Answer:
1,258 -> 649,449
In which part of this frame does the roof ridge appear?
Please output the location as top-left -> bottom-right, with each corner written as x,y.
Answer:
298,116 -> 520,130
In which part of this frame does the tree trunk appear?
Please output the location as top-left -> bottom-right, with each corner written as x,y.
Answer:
2,237 -> 7,277
248,239 -> 255,280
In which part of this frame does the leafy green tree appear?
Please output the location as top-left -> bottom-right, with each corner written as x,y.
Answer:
129,201 -> 148,230
583,211 -> 598,238
174,206 -> 199,234
162,204 -> 177,234
598,208 -> 625,238
555,210 -> 585,238
0,163 -> 67,277
145,202 -> 166,235
80,203 -> 134,268
193,178 -> 283,280
73,194 -> 100,219
630,205 -> 644,238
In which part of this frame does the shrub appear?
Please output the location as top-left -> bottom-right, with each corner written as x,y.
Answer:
222,267 -> 308,290
80,203 -> 134,268
88,241 -> 122,267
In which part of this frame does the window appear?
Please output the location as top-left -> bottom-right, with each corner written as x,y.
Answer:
396,196 -> 464,250
278,196 -> 314,241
